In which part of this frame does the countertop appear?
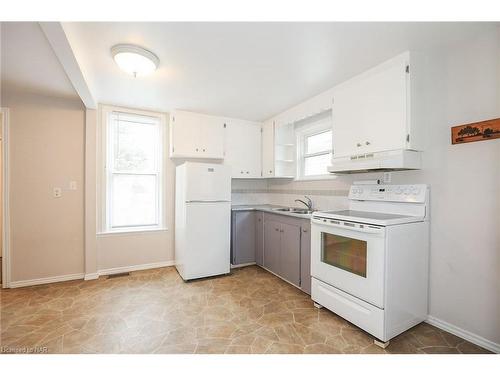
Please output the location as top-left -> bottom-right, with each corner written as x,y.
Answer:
231,204 -> 313,219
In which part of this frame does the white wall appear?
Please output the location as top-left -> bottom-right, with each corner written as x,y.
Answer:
97,231 -> 172,271
392,28 -> 500,347
235,27 -> 500,347
2,90 -> 85,282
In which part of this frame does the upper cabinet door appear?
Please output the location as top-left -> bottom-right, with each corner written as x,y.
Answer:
224,119 -> 262,178
332,53 -> 409,158
170,110 -> 225,159
170,111 -> 200,158
261,120 -> 275,177
199,115 -> 225,159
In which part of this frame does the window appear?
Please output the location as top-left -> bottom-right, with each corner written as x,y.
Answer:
297,113 -> 333,179
104,109 -> 164,232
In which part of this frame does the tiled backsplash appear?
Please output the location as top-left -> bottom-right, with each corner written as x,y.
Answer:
231,178 -> 352,211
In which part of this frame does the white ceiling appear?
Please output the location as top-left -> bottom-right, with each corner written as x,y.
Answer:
0,22 -> 78,100
2,22 -> 497,120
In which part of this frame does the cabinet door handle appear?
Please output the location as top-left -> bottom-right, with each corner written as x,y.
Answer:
365,141 -> 370,145
280,229 -> 284,233
302,229 -> 308,233
275,228 -> 279,232
269,170 -> 273,174
246,171 -> 249,174
203,149 -> 206,152
241,171 -> 244,174
356,143 -> 362,147
196,148 -> 199,151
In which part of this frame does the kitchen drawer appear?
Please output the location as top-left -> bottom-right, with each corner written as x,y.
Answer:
311,277 -> 385,341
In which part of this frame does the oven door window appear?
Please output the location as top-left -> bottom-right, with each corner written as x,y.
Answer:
321,232 -> 367,277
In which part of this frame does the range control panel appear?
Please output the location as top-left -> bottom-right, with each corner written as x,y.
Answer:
349,184 -> 428,203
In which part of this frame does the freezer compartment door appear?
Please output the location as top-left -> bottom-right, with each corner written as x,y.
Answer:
180,201 -> 231,280
184,162 -> 231,202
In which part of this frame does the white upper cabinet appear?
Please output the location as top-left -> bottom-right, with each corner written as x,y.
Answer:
261,120 -> 275,177
224,119 -> 262,178
332,52 -> 411,158
170,110 -> 225,159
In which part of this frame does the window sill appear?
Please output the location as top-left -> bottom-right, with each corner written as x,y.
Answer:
294,175 -> 338,182
97,227 -> 168,237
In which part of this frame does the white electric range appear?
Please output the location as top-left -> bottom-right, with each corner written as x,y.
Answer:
310,184 -> 430,347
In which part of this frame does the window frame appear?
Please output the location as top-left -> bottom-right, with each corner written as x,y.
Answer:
296,124 -> 333,180
100,105 -> 167,234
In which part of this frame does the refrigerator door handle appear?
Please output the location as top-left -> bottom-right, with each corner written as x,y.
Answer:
185,200 -> 231,203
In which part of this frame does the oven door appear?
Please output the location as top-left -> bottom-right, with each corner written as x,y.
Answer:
311,217 -> 386,308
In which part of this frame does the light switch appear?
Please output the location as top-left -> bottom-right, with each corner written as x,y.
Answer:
53,187 -> 62,198
69,181 -> 77,190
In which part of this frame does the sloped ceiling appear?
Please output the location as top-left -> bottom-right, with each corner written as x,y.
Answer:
1,22 -> 78,100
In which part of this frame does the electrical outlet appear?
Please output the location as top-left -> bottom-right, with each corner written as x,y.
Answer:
69,181 -> 77,190
53,187 -> 62,198
383,172 -> 392,184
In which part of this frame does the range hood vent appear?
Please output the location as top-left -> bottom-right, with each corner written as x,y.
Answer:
328,149 -> 422,174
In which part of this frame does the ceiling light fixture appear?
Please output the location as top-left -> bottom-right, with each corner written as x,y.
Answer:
111,44 -> 159,77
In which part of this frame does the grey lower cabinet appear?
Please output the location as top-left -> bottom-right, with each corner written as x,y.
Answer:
255,212 -> 264,266
262,213 -> 311,293
231,211 -> 256,265
263,219 -> 281,273
231,209 -> 312,295
300,222 -> 311,294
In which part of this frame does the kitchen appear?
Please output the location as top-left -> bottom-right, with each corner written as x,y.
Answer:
0,7 -> 499,372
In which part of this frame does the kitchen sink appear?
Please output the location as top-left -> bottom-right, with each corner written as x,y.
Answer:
272,207 -> 313,215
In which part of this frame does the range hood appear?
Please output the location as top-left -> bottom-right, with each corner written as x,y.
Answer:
328,149 -> 422,174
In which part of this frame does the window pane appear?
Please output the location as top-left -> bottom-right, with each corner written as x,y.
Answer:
114,119 -> 157,172
306,130 -> 331,154
111,174 -> 157,227
304,153 -> 331,176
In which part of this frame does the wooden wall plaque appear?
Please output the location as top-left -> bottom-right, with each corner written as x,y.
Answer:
451,118 -> 500,145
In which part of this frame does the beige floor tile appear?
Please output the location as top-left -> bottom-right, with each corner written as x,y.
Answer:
225,345 -> 251,354
266,342 -> 304,354
1,265 -> 492,355
304,343 -> 342,354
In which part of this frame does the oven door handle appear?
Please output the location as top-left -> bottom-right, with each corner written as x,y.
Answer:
312,218 -> 384,235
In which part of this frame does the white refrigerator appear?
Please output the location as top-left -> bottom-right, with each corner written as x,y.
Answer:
175,162 -> 231,280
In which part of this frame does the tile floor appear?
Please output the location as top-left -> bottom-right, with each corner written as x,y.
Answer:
0,266 -> 491,354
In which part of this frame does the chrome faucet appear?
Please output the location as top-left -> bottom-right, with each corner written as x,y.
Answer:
295,196 -> 313,211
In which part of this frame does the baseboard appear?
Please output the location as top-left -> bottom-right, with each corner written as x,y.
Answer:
98,260 -> 175,276
426,315 -> 500,353
231,262 -> 256,269
9,273 -> 85,288
8,261 -> 176,288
